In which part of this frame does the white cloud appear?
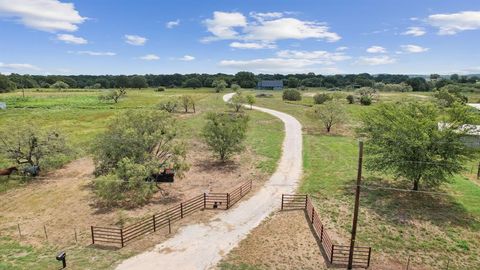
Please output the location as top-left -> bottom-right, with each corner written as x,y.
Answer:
0,62 -> 40,70
56,34 -> 87,44
276,50 -> 350,64
166,19 -> 180,29
244,18 -> 341,42
179,55 -> 195,61
0,0 -> 86,32
427,11 -> 480,35
72,51 -> 116,56
203,11 -> 247,41
203,11 -> 340,44
249,12 -> 283,21
402,26 -> 426,36
139,54 -> 160,61
366,46 -> 387,53
230,41 -> 276,49
400,44 -> 429,53
336,46 -> 348,51
124,34 -> 147,46
356,56 -> 396,66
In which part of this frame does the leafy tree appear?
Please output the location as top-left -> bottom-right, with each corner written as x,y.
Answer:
235,71 -> 257,88
184,78 -> 202,89
313,93 -> 332,104
360,96 -> 372,106
115,75 -> 130,88
282,89 -> 301,101
434,85 -> 468,107
230,93 -> 246,112
245,94 -> 256,109
99,88 -> 127,103
406,77 -> 430,92
430,74 -> 441,81
51,81 -> 70,90
0,74 -> 16,93
359,102 -> 474,190
287,77 -> 300,88
307,100 -> 347,133
130,75 -> 148,89
346,95 -> 355,104
202,112 -> 249,161
180,95 -> 195,113
231,83 -> 241,92
212,79 -> 227,93
0,124 -> 68,171
450,74 -> 460,82
92,110 -> 188,175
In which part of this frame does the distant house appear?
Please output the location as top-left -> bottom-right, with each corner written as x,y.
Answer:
257,80 -> 283,90
0,102 -> 6,110
438,122 -> 480,149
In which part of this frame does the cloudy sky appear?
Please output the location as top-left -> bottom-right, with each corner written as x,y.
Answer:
0,0 -> 479,75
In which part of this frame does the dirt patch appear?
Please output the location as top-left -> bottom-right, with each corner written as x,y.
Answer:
0,140 -> 267,251
218,210 -> 327,270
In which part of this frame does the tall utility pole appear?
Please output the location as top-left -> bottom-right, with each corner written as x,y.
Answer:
348,141 -> 363,269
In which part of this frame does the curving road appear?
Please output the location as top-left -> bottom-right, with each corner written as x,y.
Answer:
116,93 -> 302,270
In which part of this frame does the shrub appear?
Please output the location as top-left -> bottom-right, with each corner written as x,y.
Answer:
313,93 -> 332,104
307,101 -> 347,133
203,112 -> 249,161
282,89 -> 302,101
99,88 -> 127,103
245,94 -> 256,109
180,95 -> 195,113
231,83 -> 241,92
346,95 -> 355,104
229,93 -> 246,112
155,87 -> 166,92
158,100 -> 178,113
51,81 -> 70,90
360,96 -> 372,106
212,79 -> 227,93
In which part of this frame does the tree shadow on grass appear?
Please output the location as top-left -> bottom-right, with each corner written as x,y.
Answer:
342,177 -> 480,230
195,159 -> 240,173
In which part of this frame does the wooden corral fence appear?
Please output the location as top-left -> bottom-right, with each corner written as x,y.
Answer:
281,194 -> 372,269
91,180 -> 252,248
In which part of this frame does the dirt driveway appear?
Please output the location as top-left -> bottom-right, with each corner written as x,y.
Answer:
116,93 -> 303,270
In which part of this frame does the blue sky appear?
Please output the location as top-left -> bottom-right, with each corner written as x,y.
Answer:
0,0 -> 479,75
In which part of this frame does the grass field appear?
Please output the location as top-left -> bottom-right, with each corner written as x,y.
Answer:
0,88 -> 284,269
252,90 -> 480,269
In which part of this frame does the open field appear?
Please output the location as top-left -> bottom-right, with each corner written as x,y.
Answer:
221,90 -> 480,270
0,88 -> 284,269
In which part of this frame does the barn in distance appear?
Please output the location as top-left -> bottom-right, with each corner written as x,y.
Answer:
257,80 -> 284,90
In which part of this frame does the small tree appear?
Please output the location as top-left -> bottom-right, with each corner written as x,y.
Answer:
99,88 -> 127,104
230,93 -> 246,112
245,94 -> 256,109
92,110 -> 188,175
359,102 -> 474,190
203,113 -> 249,161
0,124 -> 68,172
213,79 -> 227,93
307,101 -> 347,133
346,95 -> 355,104
231,83 -> 241,92
360,96 -> 372,106
51,81 -> 70,90
183,78 -> 202,89
158,99 -> 178,113
180,95 -> 195,113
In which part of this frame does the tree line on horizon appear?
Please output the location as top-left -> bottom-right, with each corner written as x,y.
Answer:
0,71 -> 479,93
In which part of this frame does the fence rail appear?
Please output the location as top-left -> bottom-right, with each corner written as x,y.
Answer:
282,194 -> 372,268
91,180 -> 252,247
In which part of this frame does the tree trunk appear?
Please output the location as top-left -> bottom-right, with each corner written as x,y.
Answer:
326,126 -> 331,133
413,178 -> 420,191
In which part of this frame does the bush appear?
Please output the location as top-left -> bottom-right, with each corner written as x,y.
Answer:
360,96 -> 372,106
158,100 -> 178,113
94,158 -> 155,207
313,93 -> 332,104
212,79 -> 227,93
229,93 -> 246,112
282,89 -> 302,101
203,113 -> 249,161
256,93 -> 273,98
231,84 -> 241,92
346,95 -> 355,104
99,88 -> 127,104
298,86 -> 308,91
155,87 -> 166,92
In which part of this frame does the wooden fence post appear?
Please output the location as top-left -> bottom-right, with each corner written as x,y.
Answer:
120,228 -> 124,248
153,215 -> 156,232
304,195 -> 308,209
43,225 -> 48,241
203,193 -> 206,209
180,203 -> 184,219
227,193 -> 230,209
311,208 -> 314,223
281,194 -> 284,210
168,218 -> 171,234
320,225 -> 324,242
330,245 -> 334,264
367,247 -> 372,267
91,226 -> 94,244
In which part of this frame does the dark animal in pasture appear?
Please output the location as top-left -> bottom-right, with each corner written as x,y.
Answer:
0,166 -> 18,178
146,169 -> 175,184
23,165 -> 40,177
